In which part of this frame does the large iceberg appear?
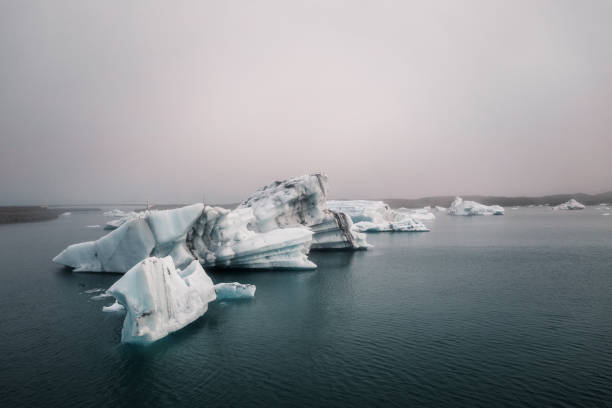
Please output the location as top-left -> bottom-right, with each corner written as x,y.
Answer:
54,203 -> 315,272
447,197 -> 504,216
239,174 -> 369,249
53,174 -> 374,272
327,200 -> 430,232
107,257 -> 216,344
553,199 -> 585,210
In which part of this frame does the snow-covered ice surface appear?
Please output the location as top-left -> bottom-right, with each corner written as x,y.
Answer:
214,282 -> 256,300
102,301 -> 125,313
239,174 -> 369,250
327,200 -> 430,232
553,199 -> 585,210
447,197 -> 505,216
107,257 -> 216,344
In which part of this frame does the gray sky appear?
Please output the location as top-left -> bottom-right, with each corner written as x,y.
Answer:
1,0 -> 611,205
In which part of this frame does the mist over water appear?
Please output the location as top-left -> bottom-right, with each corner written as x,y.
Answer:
1,1 -> 612,205
2,207 -> 612,407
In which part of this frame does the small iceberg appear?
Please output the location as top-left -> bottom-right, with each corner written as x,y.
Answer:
327,200 -> 429,232
107,257 -> 216,344
553,199 -> 585,210
214,282 -> 256,300
102,301 -> 125,313
447,197 -> 504,216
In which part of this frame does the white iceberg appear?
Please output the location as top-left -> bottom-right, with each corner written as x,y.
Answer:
327,200 -> 429,232
54,203 -> 315,272
239,174 -> 369,249
102,301 -> 125,312
447,197 -> 504,216
54,174 -> 375,273
103,209 -> 133,217
553,199 -> 585,210
107,257 -> 216,344
396,207 -> 436,221
214,282 -> 256,300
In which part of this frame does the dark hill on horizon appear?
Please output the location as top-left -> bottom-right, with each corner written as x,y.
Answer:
379,191 -> 612,209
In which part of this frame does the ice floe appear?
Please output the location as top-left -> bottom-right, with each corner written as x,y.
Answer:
102,301 -> 125,313
327,200 -> 429,232
447,197 -> 504,216
553,199 -> 585,210
214,282 -> 256,300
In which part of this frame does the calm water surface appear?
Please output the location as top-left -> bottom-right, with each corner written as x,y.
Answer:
1,207 -> 612,407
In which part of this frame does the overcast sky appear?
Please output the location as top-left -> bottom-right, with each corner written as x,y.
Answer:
1,1 -> 611,205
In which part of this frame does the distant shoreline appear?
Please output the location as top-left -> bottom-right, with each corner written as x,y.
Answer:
0,207 -> 100,225
2,191 -> 610,225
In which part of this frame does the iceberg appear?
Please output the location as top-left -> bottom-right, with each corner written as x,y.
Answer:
239,174 -> 369,249
189,206 -> 315,269
102,301 -> 125,312
54,174 -> 374,273
103,209 -> 134,217
103,210 -> 143,230
107,257 -> 216,344
396,207 -> 436,221
54,203 -> 315,272
327,200 -> 430,232
447,197 -> 504,216
553,199 -> 585,210
214,282 -> 256,300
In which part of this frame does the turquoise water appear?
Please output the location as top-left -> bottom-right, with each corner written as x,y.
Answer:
1,207 -> 612,407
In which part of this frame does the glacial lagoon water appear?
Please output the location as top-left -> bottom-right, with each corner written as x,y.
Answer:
1,207 -> 612,407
